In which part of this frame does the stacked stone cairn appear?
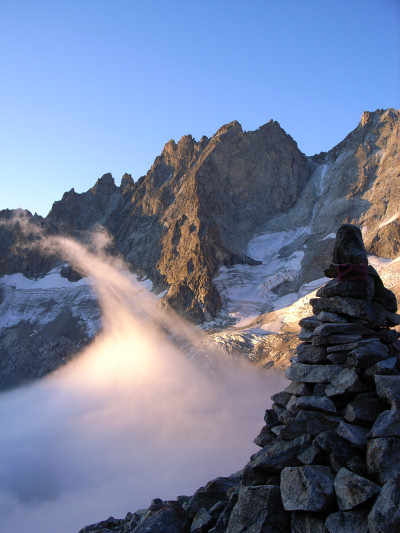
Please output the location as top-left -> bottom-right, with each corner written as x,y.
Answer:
79,224 -> 400,533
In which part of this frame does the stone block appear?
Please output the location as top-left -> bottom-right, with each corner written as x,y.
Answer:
280,465 -> 335,511
285,363 -> 343,384
366,437 -> 400,484
242,434 -> 313,484
325,368 -> 368,397
343,394 -> 385,426
368,474 -> 400,533
336,421 -> 369,447
225,485 -> 289,533
334,467 -> 380,511
369,410 -> 400,438
375,375 -> 400,409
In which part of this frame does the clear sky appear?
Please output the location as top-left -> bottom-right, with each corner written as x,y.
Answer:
0,0 -> 399,216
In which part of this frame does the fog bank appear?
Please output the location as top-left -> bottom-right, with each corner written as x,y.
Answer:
0,231 -> 286,532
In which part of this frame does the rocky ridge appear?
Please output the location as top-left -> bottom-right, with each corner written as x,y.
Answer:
79,225 -> 400,532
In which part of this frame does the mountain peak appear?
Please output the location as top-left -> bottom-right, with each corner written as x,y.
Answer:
360,108 -> 399,127
215,120 -> 243,136
90,173 -> 117,194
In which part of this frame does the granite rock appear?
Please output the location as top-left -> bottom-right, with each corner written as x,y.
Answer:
280,466 -> 335,511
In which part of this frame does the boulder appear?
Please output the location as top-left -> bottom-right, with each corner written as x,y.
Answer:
296,343 -> 328,364
375,375 -> 400,409
190,508 -> 213,533
368,474 -> 400,533
369,410 -> 400,438
280,465 -> 335,511
343,395 -> 385,426
366,437 -> 400,484
325,368 -> 369,397
294,396 -> 336,415
186,476 -> 240,518
310,297 -> 387,327
347,340 -> 389,369
316,278 -> 373,301
242,434 -> 313,484
225,485 -> 290,533
336,421 -> 369,447
133,502 -> 190,533
285,363 -> 343,384
334,467 -> 380,510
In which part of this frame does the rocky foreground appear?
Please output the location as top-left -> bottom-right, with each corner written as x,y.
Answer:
79,225 -> 400,532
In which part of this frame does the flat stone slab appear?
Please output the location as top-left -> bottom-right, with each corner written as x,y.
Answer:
317,311 -> 348,323
295,396 -> 337,414
369,410 -> 400,438
367,437 -> 400,484
314,322 -> 374,336
334,467 -> 380,510
280,465 -> 335,511
375,375 -> 400,409
285,381 -> 313,396
299,316 -> 320,330
336,421 -> 369,447
243,434 -> 313,482
285,363 -> 343,384
368,474 -> 400,533
316,278 -> 373,300
295,409 -> 341,435
313,333 -> 363,346
310,296 -> 387,326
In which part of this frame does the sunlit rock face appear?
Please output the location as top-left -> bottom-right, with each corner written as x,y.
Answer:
110,119 -> 312,322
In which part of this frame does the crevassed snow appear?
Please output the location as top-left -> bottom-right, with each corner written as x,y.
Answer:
211,228 -> 310,326
0,268 -> 159,338
378,213 -> 399,229
0,272 -> 100,335
1,268 -> 88,290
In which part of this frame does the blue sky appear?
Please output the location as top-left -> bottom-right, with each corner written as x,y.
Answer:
0,0 -> 399,216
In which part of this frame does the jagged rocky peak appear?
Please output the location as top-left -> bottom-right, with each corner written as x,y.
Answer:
360,108 -> 399,128
90,172 -> 118,193
47,172 -> 122,233
214,120 -> 243,136
120,173 -> 135,195
80,224 -> 400,532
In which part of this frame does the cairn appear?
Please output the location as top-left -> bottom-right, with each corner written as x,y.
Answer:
80,224 -> 400,533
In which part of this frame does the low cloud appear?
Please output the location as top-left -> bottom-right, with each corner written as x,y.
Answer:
0,229 -> 287,532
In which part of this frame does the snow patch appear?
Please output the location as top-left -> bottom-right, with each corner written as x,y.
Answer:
212,228 -> 309,326
378,213 -> 399,229
323,233 -> 336,240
